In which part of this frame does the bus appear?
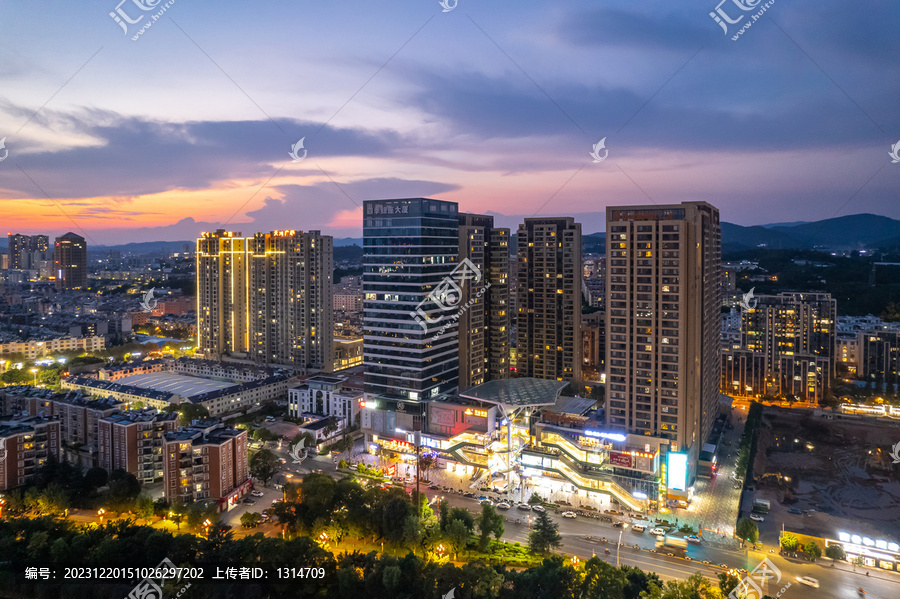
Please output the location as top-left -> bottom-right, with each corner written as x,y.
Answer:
656,536 -> 688,556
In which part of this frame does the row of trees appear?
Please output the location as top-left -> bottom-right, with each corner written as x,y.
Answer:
0,514 -> 738,599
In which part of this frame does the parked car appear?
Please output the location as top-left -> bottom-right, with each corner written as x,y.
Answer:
464,492 -> 476,498
613,521 -> 628,528
684,535 -> 701,544
750,514 -> 764,522
496,502 -> 511,510
649,528 -> 665,536
242,498 -> 255,505
632,525 -> 646,533
796,577 -> 819,588
562,511 -> 576,519
517,504 -> 531,511
532,505 -> 546,513
787,508 -> 803,514
480,499 -> 493,506
250,491 -> 264,497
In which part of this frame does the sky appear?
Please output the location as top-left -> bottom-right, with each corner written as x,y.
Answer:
0,0 -> 898,245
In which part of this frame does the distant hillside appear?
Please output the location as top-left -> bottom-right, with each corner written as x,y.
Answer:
722,214 -> 900,253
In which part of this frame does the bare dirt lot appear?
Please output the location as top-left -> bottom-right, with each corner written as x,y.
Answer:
752,407 -> 900,541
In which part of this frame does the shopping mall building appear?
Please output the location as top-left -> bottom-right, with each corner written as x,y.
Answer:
360,378 -> 694,513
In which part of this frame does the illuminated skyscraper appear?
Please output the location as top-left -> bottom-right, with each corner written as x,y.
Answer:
197,229 -> 333,372
515,218 -> 582,382
458,213 -> 510,391
53,232 -> 87,289
197,230 -> 250,358
605,202 -> 721,481
363,198 -> 460,399
248,230 -> 334,371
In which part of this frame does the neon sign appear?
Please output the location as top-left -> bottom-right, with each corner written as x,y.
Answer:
584,430 -> 626,442
464,408 -> 488,418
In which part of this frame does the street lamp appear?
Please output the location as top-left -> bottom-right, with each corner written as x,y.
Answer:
98,508 -> 106,523
436,543 -> 446,560
30,368 -> 38,386
616,531 -> 623,567
203,519 -> 212,538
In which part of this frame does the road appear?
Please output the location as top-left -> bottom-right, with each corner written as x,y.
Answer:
228,442 -> 900,599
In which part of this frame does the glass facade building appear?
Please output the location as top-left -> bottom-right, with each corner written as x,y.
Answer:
363,198 -> 461,399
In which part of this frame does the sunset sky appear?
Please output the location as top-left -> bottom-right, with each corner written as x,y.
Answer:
0,0 -> 898,245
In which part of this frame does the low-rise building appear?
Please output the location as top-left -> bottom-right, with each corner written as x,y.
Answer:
0,415 -> 61,491
162,423 -> 249,508
98,410 -> 179,483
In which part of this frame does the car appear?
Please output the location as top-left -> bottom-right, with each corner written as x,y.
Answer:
632,525 -> 646,533
251,491 -> 264,497
613,521 -> 628,528
279,458 -> 286,464
796,576 -> 819,588
684,535 -> 701,544
531,505 -> 546,513
787,508 -> 803,515
496,502 -> 511,510
428,484 -> 439,489
464,492 -> 476,498
601,516 -> 613,522
750,514 -> 764,522
517,504 -> 531,511
272,498 -> 283,505
562,511 -> 576,519
242,498 -> 255,504
649,528 -> 665,536
480,499 -> 493,506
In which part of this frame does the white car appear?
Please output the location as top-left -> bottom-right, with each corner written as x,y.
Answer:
796,576 -> 819,588
684,535 -> 701,544
250,491 -> 264,497
496,502 -> 511,510
562,511 -> 576,519
649,528 -> 666,536
750,514 -> 764,522
517,504 -> 531,511
531,505 -> 546,513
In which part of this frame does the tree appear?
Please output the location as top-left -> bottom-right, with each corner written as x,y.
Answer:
825,544 -> 846,562
476,504 -> 504,551
528,492 -> 544,505
718,571 -> 742,596
620,565 -> 662,599
781,533 -> 799,551
105,469 -> 141,512
579,558 -> 626,598
528,511 -> 562,554
135,495 -> 154,522
170,504 -> 186,530
241,512 -> 263,528
445,518 -> 470,560
83,467 -> 109,491
36,484 -> 69,515
803,541 -> 822,561
250,449 -> 279,486
418,454 -> 436,482
736,518 -> 759,543
173,402 -> 209,427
